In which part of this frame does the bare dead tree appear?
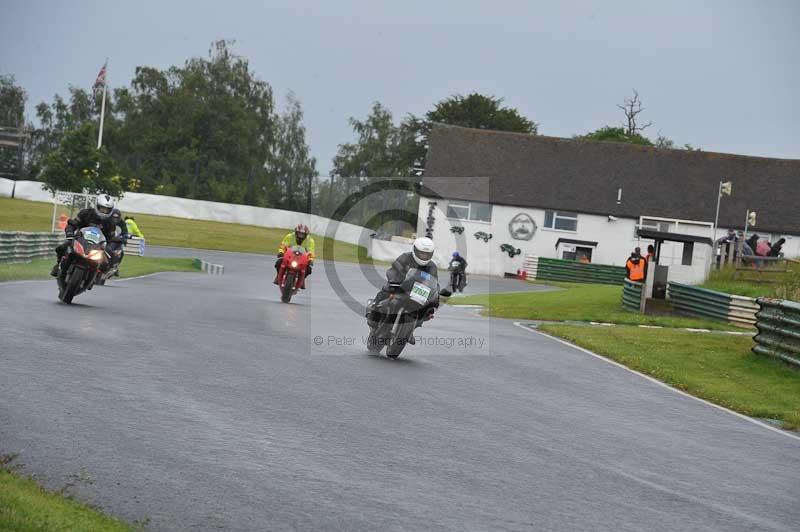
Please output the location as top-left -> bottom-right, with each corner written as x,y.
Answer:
617,90 -> 652,136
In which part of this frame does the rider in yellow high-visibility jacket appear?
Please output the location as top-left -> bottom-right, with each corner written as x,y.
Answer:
274,224 -> 315,284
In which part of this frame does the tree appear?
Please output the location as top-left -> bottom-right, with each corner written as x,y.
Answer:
0,74 -> 29,179
617,90 -> 651,137
40,122 -> 123,196
266,93 -> 317,212
578,126 -> 653,146
0,74 -> 26,127
425,93 -> 538,134
401,93 -> 538,175
111,40 -> 277,205
329,102 -> 417,225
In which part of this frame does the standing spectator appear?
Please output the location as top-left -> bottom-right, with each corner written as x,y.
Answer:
746,234 -> 760,255
646,244 -> 655,263
125,216 -> 144,238
768,238 -> 786,258
625,247 -> 647,282
756,239 -> 772,257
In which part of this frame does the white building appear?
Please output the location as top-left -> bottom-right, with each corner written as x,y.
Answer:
373,125 -> 800,284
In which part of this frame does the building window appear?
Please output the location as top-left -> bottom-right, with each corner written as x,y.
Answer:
544,210 -> 578,232
636,218 -> 674,237
446,201 -> 493,222
682,242 -> 694,266
562,246 -> 593,263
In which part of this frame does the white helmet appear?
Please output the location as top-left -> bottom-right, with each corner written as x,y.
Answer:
412,237 -> 435,266
95,194 -> 115,220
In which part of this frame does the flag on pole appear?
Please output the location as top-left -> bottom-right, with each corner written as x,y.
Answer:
92,62 -> 107,99
720,181 -> 732,196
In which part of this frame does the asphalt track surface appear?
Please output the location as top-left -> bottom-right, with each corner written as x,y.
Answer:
1,247 -> 799,531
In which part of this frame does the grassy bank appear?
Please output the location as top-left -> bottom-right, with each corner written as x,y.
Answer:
450,282 -> 736,330
539,324 -> 800,430
0,256 -> 199,283
0,197 -> 370,263
701,264 -> 800,300
0,461 -> 132,531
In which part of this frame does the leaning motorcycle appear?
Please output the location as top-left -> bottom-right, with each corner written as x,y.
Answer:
448,260 -> 466,293
56,226 -> 108,304
276,245 -> 310,303
365,269 -> 451,359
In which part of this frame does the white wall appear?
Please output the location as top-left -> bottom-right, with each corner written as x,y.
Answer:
369,239 -> 411,263
0,178 -> 371,248
415,196 -> 749,283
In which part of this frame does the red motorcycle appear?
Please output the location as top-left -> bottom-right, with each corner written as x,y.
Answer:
276,245 -> 311,303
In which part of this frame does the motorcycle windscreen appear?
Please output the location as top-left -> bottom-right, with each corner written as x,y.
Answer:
81,226 -> 107,245
403,268 -> 439,306
289,245 -> 307,255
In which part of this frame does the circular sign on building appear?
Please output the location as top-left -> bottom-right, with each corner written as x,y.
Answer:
509,213 -> 537,241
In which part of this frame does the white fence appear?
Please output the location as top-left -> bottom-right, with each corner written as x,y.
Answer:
1,179 -> 372,249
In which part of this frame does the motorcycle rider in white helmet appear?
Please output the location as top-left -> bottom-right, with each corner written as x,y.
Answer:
51,193 -> 129,278
367,237 -> 444,335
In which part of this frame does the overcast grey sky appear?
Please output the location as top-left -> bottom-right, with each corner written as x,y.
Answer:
2,0 -> 798,173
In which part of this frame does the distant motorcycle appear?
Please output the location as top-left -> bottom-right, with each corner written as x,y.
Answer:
277,245 -> 310,303
56,226 -> 108,304
448,260 -> 466,293
365,269 -> 451,359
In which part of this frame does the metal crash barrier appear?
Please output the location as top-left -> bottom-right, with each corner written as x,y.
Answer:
124,237 -> 145,256
622,279 -> 644,312
667,282 -> 758,326
753,298 -> 800,368
0,231 -> 62,264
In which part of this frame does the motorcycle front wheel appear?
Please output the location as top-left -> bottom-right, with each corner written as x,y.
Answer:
61,267 -> 84,304
281,272 -> 295,303
366,327 -> 383,353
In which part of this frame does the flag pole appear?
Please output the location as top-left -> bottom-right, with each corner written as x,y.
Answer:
712,180 -> 722,241
96,60 -> 108,149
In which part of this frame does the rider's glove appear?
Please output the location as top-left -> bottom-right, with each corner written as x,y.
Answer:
277,252 -> 284,258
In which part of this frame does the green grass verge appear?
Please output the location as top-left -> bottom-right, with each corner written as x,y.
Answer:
450,282 -> 737,330
0,256 -> 199,283
0,197 -> 371,263
0,467 -> 132,531
701,264 -> 800,300
538,324 -> 800,430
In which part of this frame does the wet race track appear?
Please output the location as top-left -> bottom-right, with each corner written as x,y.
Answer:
1,248 -> 799,531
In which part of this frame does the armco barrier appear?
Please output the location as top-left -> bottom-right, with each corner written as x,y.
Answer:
526,256 -> 626,285
124,237 -> 145,256
193,258 -> 224,275
752,298 -> 800,368
0,231 -> 61,263
622,279 -> 644,312
667,282 -> 758,326
523,255 -> 539,279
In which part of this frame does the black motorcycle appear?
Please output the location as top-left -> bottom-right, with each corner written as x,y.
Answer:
365,269 -> 451,359
56,226 -> 108,304
448,259 -> 467,293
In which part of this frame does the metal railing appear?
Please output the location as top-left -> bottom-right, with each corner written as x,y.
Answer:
0,231 -> 61,264
667,282 -> 758,326
752,298 -> 800,368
